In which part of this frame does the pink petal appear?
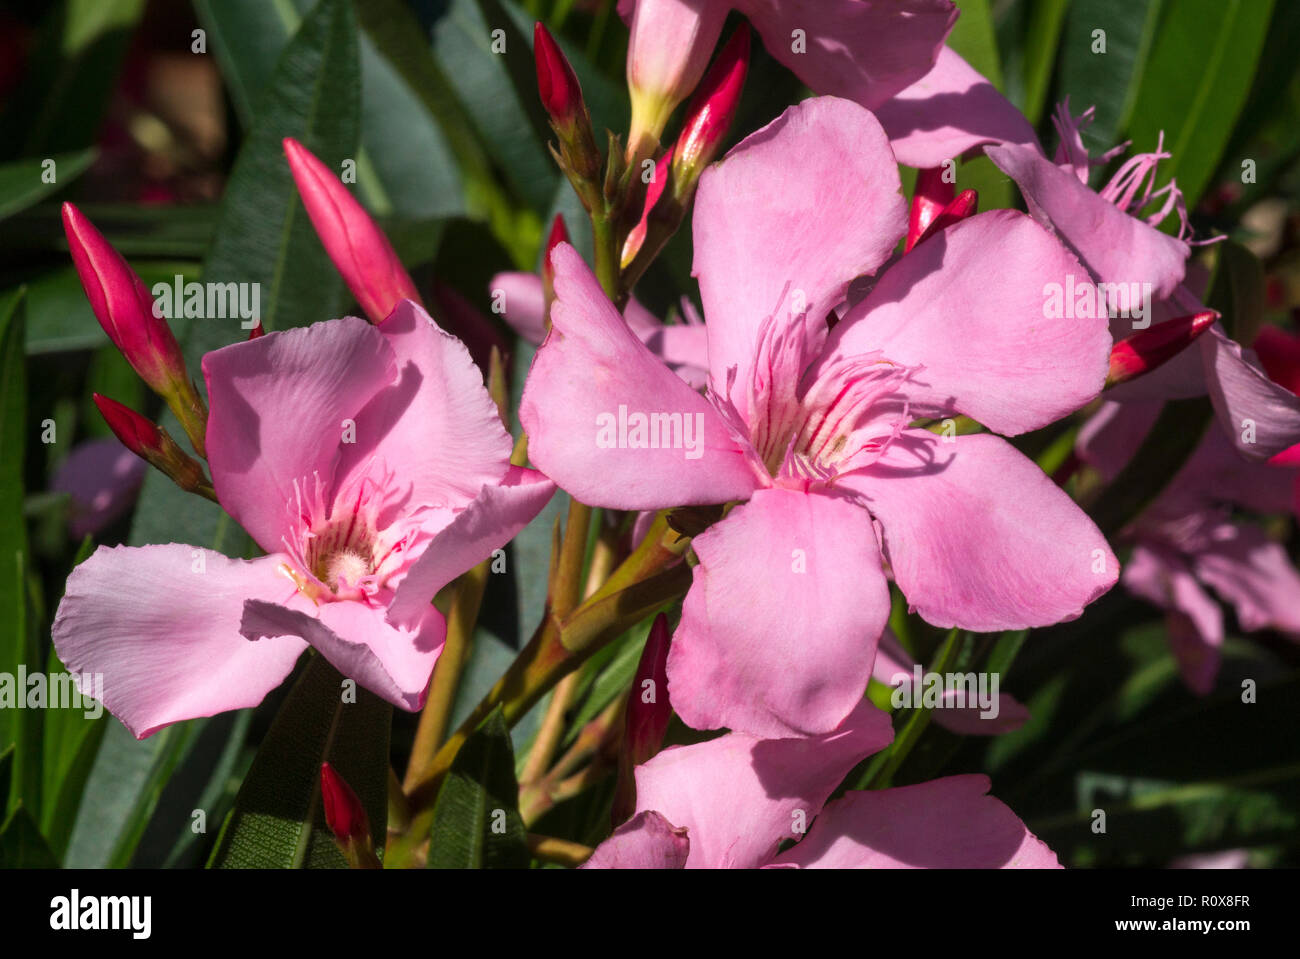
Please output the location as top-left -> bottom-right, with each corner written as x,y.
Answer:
386,466 -> 555,627
203,316 -> 396,553
1203,325 -> 1300,461
985,140 -> 1189,301
770,774 -> 1060,868
520,244 -> 762,510
490,271 -> 547,344
846,431 -> 1118,631
876,46 -> 1038,168
667,487 -> 889,738
632,700 -> 894,868
333,300 -> 512,513
1076,399 -> 1163,481
1122,543 -> 1222,694
692,96 -> 906,397
736,0 -> 956,110
581,811 -> 690,869
822,210 -> 1111,436
51,546 -> 308,739
241,596 -> 445,711
1193,522 -> 1300,638
51,438 -> 146,539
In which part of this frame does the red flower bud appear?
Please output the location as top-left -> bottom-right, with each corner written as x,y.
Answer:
320,763 -> 379,867
283,138 -> 422,324
908,188 -> 977,252
62,203 -> 188,395
320,762 -> 369,845
93,394 -> 163,459
1106,311 -> 1217,388
671,26 -> 749,191
611,614 -> 672,825
534,22 -> 583,127
906,167 -> 957,252
246,321 -> 265,340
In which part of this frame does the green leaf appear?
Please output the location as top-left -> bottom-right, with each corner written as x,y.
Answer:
1124,0 -> 1275,212
63,720 -> 205,867
428,0 -> 556,215
0,0 -> 146,156
0,289 -> 38,818
948,2 -> 1013,210
427,706 -> 529,868
209,654 -> 391,868
0,803 -> 59,868
21,262 -> 199,355
1055,0 -> 1163,154
195,0 -> 464,221
0,149 -> 96,221
38,646 -> 106,861
1019,0 -> 1070,127
950,0 -> 1004,89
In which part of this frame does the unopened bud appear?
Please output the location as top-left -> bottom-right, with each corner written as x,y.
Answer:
93,394 -> 214,501
63,203 -> 207,456
1106,311 -> 1217,388
670,26 -> 749,195
320,762 -> 380,869
283,138 -> 422,324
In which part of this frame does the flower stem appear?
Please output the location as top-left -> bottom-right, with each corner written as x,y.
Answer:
402,559 -> 490,792
387,515 -> 690,867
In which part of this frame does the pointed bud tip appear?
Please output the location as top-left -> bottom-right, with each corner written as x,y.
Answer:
534,22 -> 582,125
1106,310 -> 1218,387
93,393 -> 162,457
320,762 -> 369,845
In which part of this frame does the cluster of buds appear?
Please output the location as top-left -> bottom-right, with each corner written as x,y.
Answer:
620,26 -> 750,286
63,202 -> 218,498
625,0 -> 728,166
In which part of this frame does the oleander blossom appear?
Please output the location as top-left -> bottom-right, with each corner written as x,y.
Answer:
583,701 -> 1059,869
986,102 -> 1300,461
521,96 -> 1119,739
52,303 -> 554,738
1078,327 -> 1300,692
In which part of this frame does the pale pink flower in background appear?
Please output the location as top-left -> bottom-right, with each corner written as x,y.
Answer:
583,700 -> 1059,869
51,438 -> 147,540
490,268 -> 709,389
1078,328 -> 1300,693
521,97 -> 1117,739
53,303 -> 553,738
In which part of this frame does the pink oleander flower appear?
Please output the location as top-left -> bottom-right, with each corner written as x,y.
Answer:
620,0 -> 957,155
52,302 -> 554,739
584,700 -> 1059,869
521,97 -> 1118,739
1078,330 -> 1300,693
985,103 -> 1300,461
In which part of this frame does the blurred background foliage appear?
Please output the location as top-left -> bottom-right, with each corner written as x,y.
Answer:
0,0 -> 1297,867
